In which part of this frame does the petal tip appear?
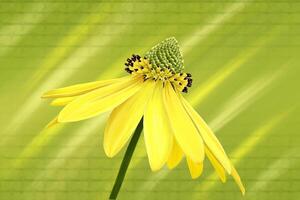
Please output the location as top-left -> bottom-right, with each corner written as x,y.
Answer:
148,158 -> 165,172
166,163 -> 177,170
41,91 -> 54,98
44,117 -> 59,129
103,148 -> 115,158
50,101 -> 58,106
41,94 -> 49,99
239,182 -> 246,196
103,142 -> 118,158
106,153 -> 114,158
149,164 -> 163,172
240,186 -> 246,196
220,176 -> 227,183
190,174 -> 200,179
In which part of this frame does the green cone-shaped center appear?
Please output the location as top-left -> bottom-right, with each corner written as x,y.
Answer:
144,37 -> 184,73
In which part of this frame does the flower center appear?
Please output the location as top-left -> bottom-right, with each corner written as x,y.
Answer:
125,54 -> 192,93
144,37 -> 184,73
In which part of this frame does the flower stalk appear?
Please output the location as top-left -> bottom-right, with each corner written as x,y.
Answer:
109,118 -> 144,200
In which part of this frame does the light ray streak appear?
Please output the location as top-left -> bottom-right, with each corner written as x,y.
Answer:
27,4 -> 109,90
25,114 -> 108,192
249,149 -> 297,194
181,1 -> 250,55
210,71 -> 280,132
188,44 -> 262,106
2,12 -> 127,143
195,112 -> 288,194
0,3 -> 50,56
2,34 -> 116,140
43,115 -> 106,171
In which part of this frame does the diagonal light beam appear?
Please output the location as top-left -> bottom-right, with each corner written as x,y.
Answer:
210,70 -> 281,132
2,7 -> 128,144
0,2 -> 51,56
181,1 -> 251,55
249,149 -> 297,194
194,111 -> 289,195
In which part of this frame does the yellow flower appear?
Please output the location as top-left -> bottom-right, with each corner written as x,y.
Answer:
42,37 -> 245,194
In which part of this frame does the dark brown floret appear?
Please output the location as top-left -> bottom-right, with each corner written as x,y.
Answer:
125,67 -> 132,74
125,55 -> 138,73
182,87 -> 188,93
187,79 -> 192,87
131,54 -> 137,61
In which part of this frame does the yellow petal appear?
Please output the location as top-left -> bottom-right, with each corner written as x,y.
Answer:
163,82 -> 204,163
205,146 -> 226,183
186,157 -> 203,179
45,116 -> 59,129
50,96 -> 77,106
144,82 -> 173,171
58,77 -> 143,122
104,80 -> 156,157
42,77 -> 125,98
180,96 -> 232,174
167,138 -> 183,169
231,165 -> 246,195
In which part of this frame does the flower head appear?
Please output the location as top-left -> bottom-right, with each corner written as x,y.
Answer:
42,37 -> 245,194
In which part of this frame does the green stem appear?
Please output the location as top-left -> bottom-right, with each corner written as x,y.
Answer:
109,118 -> 143,200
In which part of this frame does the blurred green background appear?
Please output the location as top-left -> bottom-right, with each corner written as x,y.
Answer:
0,0 -> 299,199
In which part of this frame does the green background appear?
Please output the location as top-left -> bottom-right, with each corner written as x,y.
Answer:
0,0 -> 299,199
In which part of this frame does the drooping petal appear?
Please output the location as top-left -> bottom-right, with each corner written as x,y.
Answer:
42,77 -> 126,98
58,77 -> 143,122
50,96 -> 77,106
104,80 -> 156,157
205,146 -> 226,183
186,157 -> 203,179
231,165 -> 246,195
180,95 -> 232,174
144,82 -> 173,171
167,138 -> 183,169
163,82 -> 204,164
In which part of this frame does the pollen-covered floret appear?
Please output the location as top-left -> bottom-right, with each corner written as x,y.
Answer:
125,54 -> 192,93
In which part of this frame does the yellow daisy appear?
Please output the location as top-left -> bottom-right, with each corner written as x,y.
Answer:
42,37 -> 245,196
